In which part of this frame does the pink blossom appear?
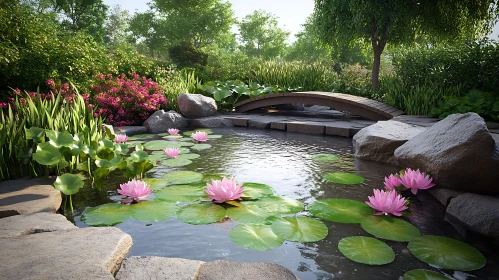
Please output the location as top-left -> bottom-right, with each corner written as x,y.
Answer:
366,189 -> 408,216
384,174 -> 402,191
165,148 -> 180,158
115,134 -> 128,143
205,177 -> 244,203
399,168 -> 436,195
168,128 -> 179,135
191,131 -> 208,142
118,179 -> 152,200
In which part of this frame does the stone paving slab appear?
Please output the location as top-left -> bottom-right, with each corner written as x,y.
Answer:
116,256 -> 205,280
197,260 -> 298,280
0,178 -> 61,218
0,212 -> 76,238
0,227 -> 132,280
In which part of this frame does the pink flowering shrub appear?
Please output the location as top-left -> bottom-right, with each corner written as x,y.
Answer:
89,73 -> 167,126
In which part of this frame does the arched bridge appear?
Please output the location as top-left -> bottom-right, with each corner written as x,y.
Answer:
234,91 -> 404,121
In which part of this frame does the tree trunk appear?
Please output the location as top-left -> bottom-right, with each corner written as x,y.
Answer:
371,39 -> 386,89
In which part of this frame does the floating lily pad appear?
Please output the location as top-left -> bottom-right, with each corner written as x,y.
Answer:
323,172 -> 365,184
161,158 -> 192,167
155,185 -> 206,202
144,140 -> 182,150
244,195 -> 303,215
207,135 -> 222,139
177,141 -> 195,147
176,203 -> 226,225
128,134 -> 154,140
402,269 -> 450,280
230,224 -> 284,251
408,235 -> 486,271
130,200 -> 177,222
162,135 -> 183,140
81,203 -> 132,226
241,182 -> 275,199
227,204 -> 274,224
177,153 -> 200,160
191,144 -> 211,150
162,171 -> 203,185
361,216 -> 421,242
142,178 -> 168,191
53,174 -> 84,195
312,154 -> 340,161
148,153 -> 166,162
271,216 -> 328,242
308,198 -> 374,223
127,140 -> 145,145
183,129 -> 213,136
338,236 -> 395,265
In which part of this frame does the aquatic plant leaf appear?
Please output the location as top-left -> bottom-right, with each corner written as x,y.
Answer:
161,171 -> 203,185
312,154 -> 340,161
148,153 -> 166,163
114,143 -> 129,155
130,200 -> 178,222
244,195 -> 303,215
271,216 -> 328,242
130,150 -> 149,162
402,269 -> 450,280
207,134 -> 222,139
308,198 -> 374,223
176,203 -> 226,225
32,142 -> 63,165
128,134 -> 154,140
53,174 -> 84,195
162,135 -> 183,140
46,130 -> 74,148
81,203 -> 132,226
25,127 -> 45,142
142,178 -> 168,191
323,172 -> 365,184
161,158 -> 192,167
144,140 -> 182,150
408,236 -> 486,271
177,141 -> 195,147
361,216 -> 420,242
338,236 -> 395,265
230,224 -> 284,251
227,204 -> 274,224
241,182 -> 275,199
176,153 -> 200,160
191,144 -> 211,150
155,185 -> 206,202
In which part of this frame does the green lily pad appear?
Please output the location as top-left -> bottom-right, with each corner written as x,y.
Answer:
128,134 -> 154,140
46,130 -> 74,148
403,269 -> 450,280
230,224 -> 284,251
191,144 -> 211,150
177,153 -> 200,160
162,171 -> 203,185
308,198 -> 374,223
144,140 -> 182,150
142,178 -> 168,191
312,154 -> 340,161
81,203 -> 132,226
207,135 -> 222,139
227,204 -> 274,224
148,153 -> 166,162
323,172 -> 365,184
130,150 -> 149,162
176,203 -> 226,225
25,127 -> 45,142
32,143 -> 63,165
244,195 -> 303,215
162,135 -> 183,140
127,140 -> 145,145
130,200 -> 178,222
271,216 -> 328,242
338,236 -> 395,265
361,216 -> 421,242
241,182 -> 275,199
177,141 -> 195,147
408,235 -> 486,271
155,185 -> 206,202
161,158 -> 192,167
53,174 -> 84,195
183,129 -> 213,136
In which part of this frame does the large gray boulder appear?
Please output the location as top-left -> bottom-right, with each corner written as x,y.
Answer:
143,110 -> 189,133
353,121 -> 426,163
197,260 -> 298,280
394,113 -> 499,193
178,93 -> 217,118
116,256 -> 205,280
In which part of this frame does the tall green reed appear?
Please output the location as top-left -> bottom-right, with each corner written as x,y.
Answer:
158,68 -> 201,111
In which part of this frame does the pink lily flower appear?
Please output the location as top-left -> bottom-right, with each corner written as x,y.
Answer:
191,131 -> 208,142
366,189 -> 408,216
118,179 -> 152,201
115,134 -> 128,143
205,177 -> 244,203
165,148 -> 180,158
384,174 -> 402,191
168,128 -> 179,135
399,168 -> 436,195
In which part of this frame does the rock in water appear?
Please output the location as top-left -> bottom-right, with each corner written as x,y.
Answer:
178,93 -> 217,118
143,110 -> 189,133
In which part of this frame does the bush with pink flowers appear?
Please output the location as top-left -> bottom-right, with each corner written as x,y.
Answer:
90,73 -> 167,126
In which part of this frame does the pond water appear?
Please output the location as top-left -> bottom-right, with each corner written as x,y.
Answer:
67,127 -> 499,280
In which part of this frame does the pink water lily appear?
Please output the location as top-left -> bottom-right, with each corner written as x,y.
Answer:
399,168 -> 436,195
165,148 -> 180,158
191,131 -> 208,142
205,177 -> 244,203
366,189 -> 408,216
384,174 -> 402,191
115,134 -> 128,143
168,128 -> 179,135
118,179 -> 152,201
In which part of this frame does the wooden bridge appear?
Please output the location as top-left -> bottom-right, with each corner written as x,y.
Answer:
234,91 -> 404,121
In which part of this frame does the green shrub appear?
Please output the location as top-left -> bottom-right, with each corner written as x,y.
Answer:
157,68 -> 201,111
431,90 -> 499,122
169,42 -> 208,69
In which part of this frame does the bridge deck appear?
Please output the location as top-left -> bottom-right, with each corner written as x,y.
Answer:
234,91 -> 404,121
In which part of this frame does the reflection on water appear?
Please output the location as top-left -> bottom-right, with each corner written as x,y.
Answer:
69,127 -> 499,280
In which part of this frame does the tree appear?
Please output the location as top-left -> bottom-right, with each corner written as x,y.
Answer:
104,5 -> 130,46
285,17 -> 331,62
238,10 -> 289,58
54,0 -> 108,42
313,0 -> 499,88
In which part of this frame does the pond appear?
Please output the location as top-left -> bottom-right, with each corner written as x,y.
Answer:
66,127 -> 499,280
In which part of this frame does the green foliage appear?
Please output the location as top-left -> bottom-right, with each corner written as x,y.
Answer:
431,90 -> 499,122
168,42 -> 208,69
157,68 -> 201,111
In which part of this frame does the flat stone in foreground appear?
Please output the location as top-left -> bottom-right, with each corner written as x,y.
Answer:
0,178 -> 61,218
197,260 -> 298,280
0,227 -> 132,280
0,213 -> 75,238
116,256 -> 204,280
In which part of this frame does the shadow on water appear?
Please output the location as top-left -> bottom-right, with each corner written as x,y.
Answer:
67,127 -> 499,280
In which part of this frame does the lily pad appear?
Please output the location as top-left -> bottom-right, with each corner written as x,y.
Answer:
183,129 -> 213,136
176,141 -> 195,147
130,200 -> 178,222
207,135 -> 222,139
361,216 -> 420,242
403,269 -> 450,280
230,224 -> 284,251
176,203 -> 226,225
177,153 -> 200,160
155,185 -> 206,202
142,178 -> 168,191
162,135 -> 183,140
161,158 -> 192,167
32,143 -> 63,165
46,130 -> 74,148
323,172 -> 365,184
312,154 -> 340,161
227,204 -> 275,224
308,198 -> 374,223
191,144 -> 211,150
241,182 -> 275,199
144,140 -> 182,150
338,236 -> 395,265
162,171 -> 203,185
53,174 -> 85,195
244,195 -> 303,215
25,127 -> 45,142
81,203 -> 132,226
128,134 -> 154,140
148,153 -> 166,162
408,235 -> 486,271
271,216 -> 328,242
